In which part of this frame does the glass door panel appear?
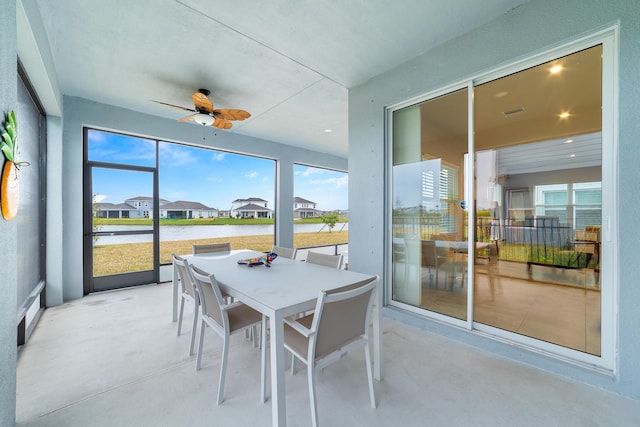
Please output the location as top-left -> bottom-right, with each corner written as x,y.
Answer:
391,88 -> 469,320
90,167 -> 156,291
473,45 -> 602,355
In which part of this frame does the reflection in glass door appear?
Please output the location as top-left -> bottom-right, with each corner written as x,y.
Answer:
391,88 -> 469,320
87,166 -> 157,292
473,45 -> 603,356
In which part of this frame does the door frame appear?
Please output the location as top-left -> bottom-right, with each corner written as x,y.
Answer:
83,158 -> 160,294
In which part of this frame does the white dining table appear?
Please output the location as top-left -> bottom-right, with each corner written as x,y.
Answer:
172,250 -> 382,427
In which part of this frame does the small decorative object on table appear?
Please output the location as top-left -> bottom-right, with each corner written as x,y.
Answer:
237,252 -> 278,267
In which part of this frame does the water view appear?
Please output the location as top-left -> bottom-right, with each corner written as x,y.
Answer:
95,223 -> 348,244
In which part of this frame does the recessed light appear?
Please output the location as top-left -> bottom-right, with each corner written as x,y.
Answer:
558,112 -> 571,119
569,154 -> 576,158
550,64 -> 563,74
564,139 -> 574,144
495,91 -> 509,98
324,129 -> 333,133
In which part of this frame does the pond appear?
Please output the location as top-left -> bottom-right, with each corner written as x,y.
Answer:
95,223 -> 348,244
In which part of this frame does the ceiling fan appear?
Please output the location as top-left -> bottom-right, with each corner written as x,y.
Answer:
153,89 -> 250,129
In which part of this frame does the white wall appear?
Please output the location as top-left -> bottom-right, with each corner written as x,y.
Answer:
349,0 -> 640,399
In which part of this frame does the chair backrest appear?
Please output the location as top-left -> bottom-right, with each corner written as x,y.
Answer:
188,264 -> 226,328
192,242 -> 231,255
306,251 -> 343,269
309,276 -> 378,360
172,253 -> 196,299
271,245 -> 297,260
421,240 -> 437,267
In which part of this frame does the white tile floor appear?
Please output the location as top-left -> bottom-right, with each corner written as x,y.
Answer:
16,282 -> 640,427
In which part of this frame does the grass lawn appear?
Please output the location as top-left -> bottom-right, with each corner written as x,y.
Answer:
93,231 -> 348,276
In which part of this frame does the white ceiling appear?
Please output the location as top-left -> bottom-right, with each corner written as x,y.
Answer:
31,0 -> 529,157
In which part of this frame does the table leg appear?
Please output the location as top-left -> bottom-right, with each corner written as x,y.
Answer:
269,312 -> 287,427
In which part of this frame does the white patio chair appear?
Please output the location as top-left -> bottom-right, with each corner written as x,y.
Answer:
282,275 -> 379,427
305,251 -> 343,269
192,242 -> 231,255
271,245 -> 297,260
189,264 -> 266,405
172,254 -> 199,356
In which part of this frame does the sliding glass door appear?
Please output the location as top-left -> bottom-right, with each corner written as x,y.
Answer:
388,38 -> 613,367
472,45 -> 602,355
391,88 -> 469,320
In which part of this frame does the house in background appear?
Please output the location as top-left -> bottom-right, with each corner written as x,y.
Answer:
94,202 -> 136,219
230,197 -> 273,219
159,200 -> 217,219
97,197 -> 217,219
124,196 -> 170,219
294,196 -> 318,218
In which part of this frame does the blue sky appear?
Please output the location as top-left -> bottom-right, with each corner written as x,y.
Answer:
88,129 -> 348,211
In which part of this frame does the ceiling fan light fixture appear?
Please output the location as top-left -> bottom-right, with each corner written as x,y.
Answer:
193,113 -> 214,126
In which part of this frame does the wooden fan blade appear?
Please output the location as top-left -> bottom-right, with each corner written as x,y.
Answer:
152,100 -> 195,112
212,118 -> 233,129
192,92 -> 213,113
214,109 -> 251,121
178,115 -> 195,123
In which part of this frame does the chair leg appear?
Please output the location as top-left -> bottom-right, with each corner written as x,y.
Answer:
252,325 -> 259,348
189,301 -> 198,356
217,331 -> 230,405
364,343 -> 377,408
308,364 -> 319,427
291,353 -> 296,375
177,296 -> 185,336
196,320 -> 206,371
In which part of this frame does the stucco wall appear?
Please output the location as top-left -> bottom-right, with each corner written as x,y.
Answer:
348,0 -> 640,398
0,1 -> 18,424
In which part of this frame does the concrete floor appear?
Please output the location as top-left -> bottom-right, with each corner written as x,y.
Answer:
16,282 -> 640,427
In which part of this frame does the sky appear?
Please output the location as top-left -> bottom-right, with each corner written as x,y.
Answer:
88,129 -> 348,211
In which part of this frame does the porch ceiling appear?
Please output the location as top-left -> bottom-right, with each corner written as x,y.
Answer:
28,0 -> 529,157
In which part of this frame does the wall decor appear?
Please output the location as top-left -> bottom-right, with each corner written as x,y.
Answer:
1,110 -> 29,220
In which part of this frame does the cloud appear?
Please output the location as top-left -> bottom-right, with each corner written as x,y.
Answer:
159,143 -> 197,166
88,129 -> 109,143
302,167 -> 325,177
208,177 -> 224,183
212,152 -> 226,161
245,171 -> 259,178
310,175 -> 349,188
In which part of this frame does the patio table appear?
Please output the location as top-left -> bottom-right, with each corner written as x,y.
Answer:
173,250 -> 382,427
